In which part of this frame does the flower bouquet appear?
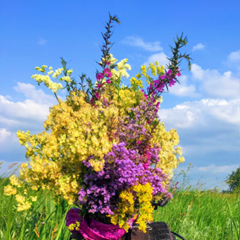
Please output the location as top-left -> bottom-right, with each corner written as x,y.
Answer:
4,14 -> 191,240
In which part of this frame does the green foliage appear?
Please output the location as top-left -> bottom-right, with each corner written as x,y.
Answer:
226,166 -> 240,193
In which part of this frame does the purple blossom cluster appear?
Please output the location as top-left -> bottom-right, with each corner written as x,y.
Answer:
79,142 -> 169,215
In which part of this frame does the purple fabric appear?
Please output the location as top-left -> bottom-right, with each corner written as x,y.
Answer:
66,208 -> 125,240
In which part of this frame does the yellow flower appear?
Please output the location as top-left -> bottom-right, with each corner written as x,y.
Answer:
17,202 -> 31,211
9,175 -> 20,187
15,194 -> 26,204
60,76 -> 72,83
4,185 -> 17,196
31,196 -> 37,202
141,65 -> 147,76
67,69 -> 73,75
68,221 -> 80,231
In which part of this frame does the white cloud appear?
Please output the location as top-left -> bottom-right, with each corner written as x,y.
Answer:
0,83 -> 57,154
0,128 -> 11,143
192,43 -> 205,51
143,52 -> 169,66
0,82 -> 58,137
14,82 -> 55,104
170,75 -> 199,97
191,64 -> 240,98
0,128 -> 18,152
191,63 -> 204,79
159,97 -> 240,159
227,50 -> 240,63
160,98 -> 240,129
122,36 -> 162,51
0,83 -> 56,124
38,38 -> 47,45
0,95 -> 51,122
198,164 -> 239,174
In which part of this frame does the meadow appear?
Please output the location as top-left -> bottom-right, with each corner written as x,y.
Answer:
0,173 -> 239,240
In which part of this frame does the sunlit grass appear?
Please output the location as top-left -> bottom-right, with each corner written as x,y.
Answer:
1,169 -> 239,240
154,189 -> 240,240
0,177 -> 72,240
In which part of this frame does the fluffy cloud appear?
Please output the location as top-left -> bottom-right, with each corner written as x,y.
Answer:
0,83 -> 57,153
0,95 -> 52,124
192,43 -> 205,51
0,128 -> 18,152
143,52 -> 169,66
1,83 -> 56,124
191,64 -> 240,98
170,75 -> 199,97
160,98 -> 240,129
0,128 -> 11,142
159,97 -> 240,159
122,36 -> 162,51
227,50 -> 240,63
14,82 -> 56,104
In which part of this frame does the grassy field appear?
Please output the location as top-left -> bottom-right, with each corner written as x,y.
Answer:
0,176 -> 239,240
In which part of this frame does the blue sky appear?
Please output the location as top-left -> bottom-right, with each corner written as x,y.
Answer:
1,0 -> 240,190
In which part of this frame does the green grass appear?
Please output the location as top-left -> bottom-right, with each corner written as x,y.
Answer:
154,190 -> 240,240
0,177 -> 72,240
0,176 -> 239,240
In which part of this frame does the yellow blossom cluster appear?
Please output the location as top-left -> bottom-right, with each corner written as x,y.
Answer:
110,57 -> 131,81
133,183 -> 154,232
31,65 -> 73,93
109,190 -> 135,231
4,90 -> 121,208
68,221 -> 80,231
110,183 -> 153,233
3,174 -> 35,211
151,122 -> 185,178
130,73 -> 143,89
139,62 -> 165,85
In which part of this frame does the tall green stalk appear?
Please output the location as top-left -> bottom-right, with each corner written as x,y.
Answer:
5,195 -> 13,240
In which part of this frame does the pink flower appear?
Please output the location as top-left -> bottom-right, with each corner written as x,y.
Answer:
176,70 -> 181,76
95,92 -> 100,99
104,68 -> 112,78
169,79 -> 176,87
96,73 -> 104,81
143,162 -> 150,169
166,69 -> 172,79
106,79 -> 111,84
96,83 -> 102,89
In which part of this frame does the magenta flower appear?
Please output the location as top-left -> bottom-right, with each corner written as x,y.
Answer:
176,69 -> 181,76
97,72 -> 104,81
169,79 -> 176,87
104,68 -> 112,78
95,92 -> 100,99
